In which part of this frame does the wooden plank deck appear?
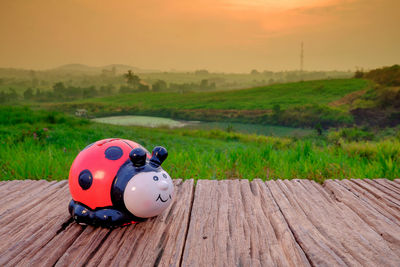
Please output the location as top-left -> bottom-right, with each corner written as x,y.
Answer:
0,179 -> 399,267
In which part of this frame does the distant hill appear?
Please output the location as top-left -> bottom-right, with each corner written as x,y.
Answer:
50,64 -> 159,74
49,78 -> 368,128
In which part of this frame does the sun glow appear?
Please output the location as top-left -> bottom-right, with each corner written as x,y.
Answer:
0,0 -> 398,71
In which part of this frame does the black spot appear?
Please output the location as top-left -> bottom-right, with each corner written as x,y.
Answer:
153,176 -> 159,181
78,170 -> 93,190
162,173 -> 167,178
105,146 -> 123,160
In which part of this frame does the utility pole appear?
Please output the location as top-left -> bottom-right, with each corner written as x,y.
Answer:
300,41 -> 304,80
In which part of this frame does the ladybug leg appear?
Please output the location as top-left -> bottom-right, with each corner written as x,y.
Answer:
69,199 -> 93,226
92,208 -> 135,228
69,199 -> 137,228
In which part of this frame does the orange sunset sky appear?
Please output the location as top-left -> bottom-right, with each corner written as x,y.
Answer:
0,0 -> 399,72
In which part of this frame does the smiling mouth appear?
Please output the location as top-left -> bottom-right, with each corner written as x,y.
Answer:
156,194 -> 172,203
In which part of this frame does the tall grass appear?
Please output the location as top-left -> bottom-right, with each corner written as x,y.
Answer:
1,106 -> 399,183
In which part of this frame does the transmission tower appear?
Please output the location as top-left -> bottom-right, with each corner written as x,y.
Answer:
300,41 -> 304,80
300,42 -> 304,72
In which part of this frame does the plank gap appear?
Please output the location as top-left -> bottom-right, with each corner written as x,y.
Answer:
82,229 -> 114,266
178,179 -> 196,267
265,181 -> 315,267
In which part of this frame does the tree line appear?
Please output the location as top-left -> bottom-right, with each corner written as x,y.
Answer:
0,70 -> 217,103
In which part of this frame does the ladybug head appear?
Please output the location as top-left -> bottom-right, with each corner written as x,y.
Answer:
114,146 -> 174,219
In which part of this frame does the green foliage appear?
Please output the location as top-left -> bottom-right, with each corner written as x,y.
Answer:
354,70 -> 364,79
0,88 -> 19,103
123,70 -> 140,89
23,88 -> 34,100
277,104 -> 353,128
50,79 -> 366,128
1,106 -> 399,182
376,87 -> 400,108
328,127 -> 375,143
350,66 -> 400,127
53,82 -> 66,97
364,65 -> 400,86
0,106 -> 89,127
152,80 -> 167,92
60,78 -> 368,110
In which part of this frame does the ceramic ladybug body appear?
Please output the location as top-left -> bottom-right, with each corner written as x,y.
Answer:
68,138 -> 174,228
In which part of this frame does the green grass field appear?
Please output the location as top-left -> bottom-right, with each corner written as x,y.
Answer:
93,115 -> 313,137
71,79 -> 368,110
42,78 -> 368,128
1,106 -> 398,183
185,121 -> 313,137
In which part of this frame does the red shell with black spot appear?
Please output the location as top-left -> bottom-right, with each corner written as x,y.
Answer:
68,138 -> 150,210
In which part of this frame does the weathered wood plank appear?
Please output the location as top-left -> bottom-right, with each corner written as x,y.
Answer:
181,179 -> 310,267
55,226 -> 112,267
25,222 -> 84,266
0,181 -> 68,230
0,179 -> 399,267
339,179 -> 400,225
0,182 -> 73,266
0,180 -> 38,200
268,179 -> 400,266
351,179 -> 400,208
385,179 -> 400,191
55,179 -> 194,267
0,180 -> 55,214
267,179 -> 353,266
301,179 -> 400,264
367,179 -> 400,201
349,179 -> 400,215
0,180 -> 29,191
324,180 -> 400,254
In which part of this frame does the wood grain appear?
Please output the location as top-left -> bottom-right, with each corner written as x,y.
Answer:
267,179 -> 400,266
0,182 -> 72,266
374,179 -> 400,194
181,179 -> 310,267
339,179 -> 400,223
324,179 -> 400,253
0,180 -> 55,214
55,179 -> 194,267
0,179 -> 399,267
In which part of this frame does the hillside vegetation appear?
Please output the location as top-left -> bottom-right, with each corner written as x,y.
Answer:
351,65 -> 400,127
47,79 -> 368,128
0,65 -> 352,94
1,106 -> 399,182
71,79 -> 367,110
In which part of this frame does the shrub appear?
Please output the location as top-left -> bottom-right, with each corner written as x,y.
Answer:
278,104 -> 353,128
328,127 -> 375,143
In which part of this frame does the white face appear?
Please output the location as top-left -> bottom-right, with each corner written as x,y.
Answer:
123,170 -> 174,218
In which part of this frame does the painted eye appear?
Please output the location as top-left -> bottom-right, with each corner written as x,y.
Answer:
153,176 -> 159,181
163,173 -> 167,178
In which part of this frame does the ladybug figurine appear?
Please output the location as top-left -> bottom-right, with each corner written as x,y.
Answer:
68,138 -> 174,228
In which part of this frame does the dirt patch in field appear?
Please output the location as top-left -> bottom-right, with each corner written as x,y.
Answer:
329,90 -> 366,107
